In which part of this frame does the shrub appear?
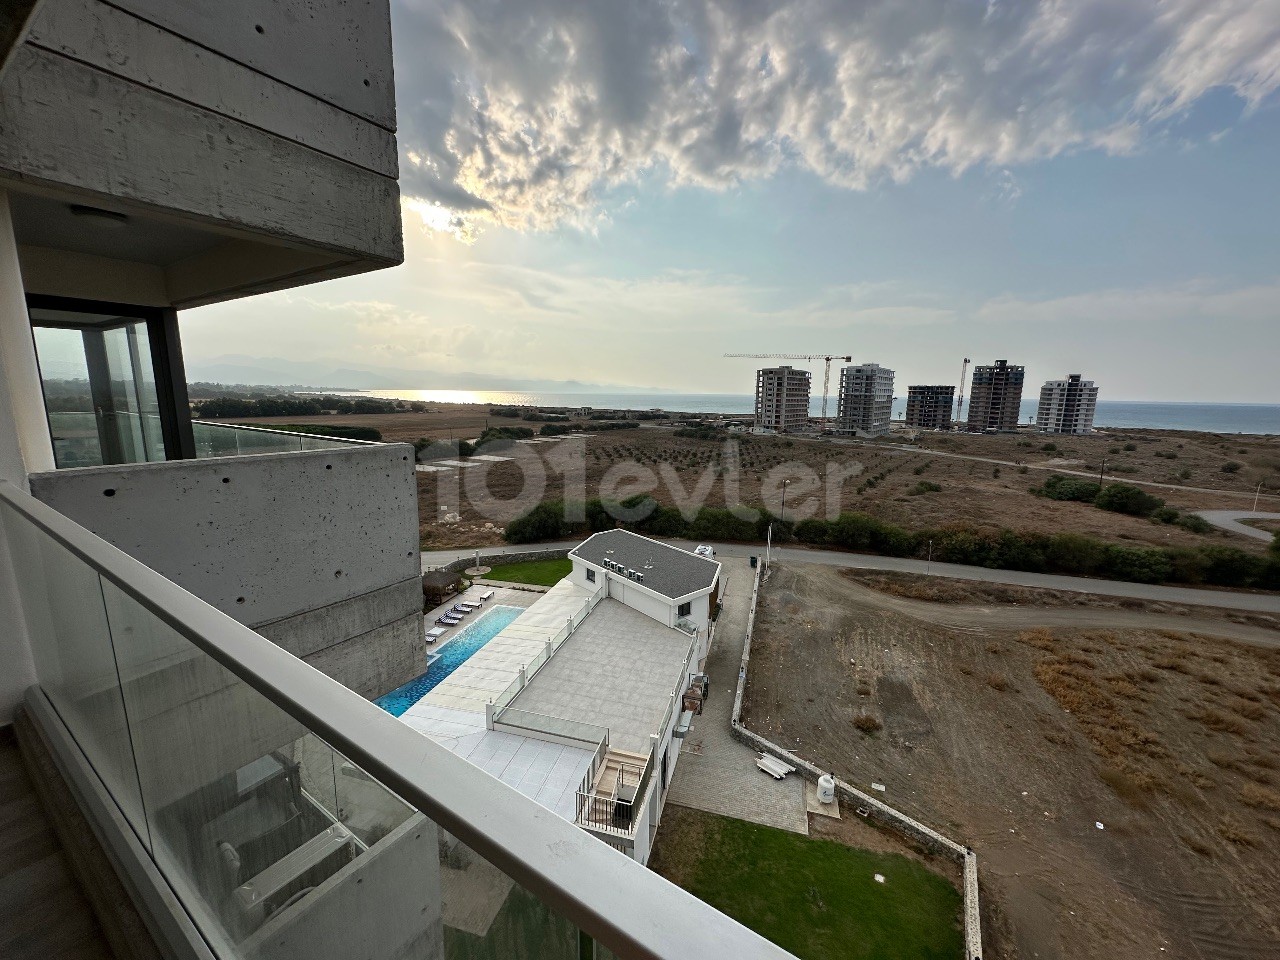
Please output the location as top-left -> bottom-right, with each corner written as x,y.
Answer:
1176,514 -> 1213,535
852,712 -> 882,734
264,423 -> 383,442
1123,443 -> 1137,451
1222,461 -> 1242,473
1100,545 -> 1173,583
476,425 -> 535,447
1151,506 -> 1181,524
1095,483 -> 1165,517
1040,474 -> 1101,503
1041,442 -> 1058,452
414,437 -> 471,460
908,481 -> 942,495
504,501 -> 574,543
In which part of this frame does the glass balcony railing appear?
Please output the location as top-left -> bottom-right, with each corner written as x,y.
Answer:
191,421 -> 369,459
0,480 -> 794,960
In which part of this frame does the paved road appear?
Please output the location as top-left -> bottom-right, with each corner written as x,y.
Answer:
1194,510 -> 1280,543
422,539 -> 1280,614
662,557 -> 808,834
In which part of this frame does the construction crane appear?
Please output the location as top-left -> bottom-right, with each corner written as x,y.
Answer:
723,353 -> 853,423
955,357 -> 970,423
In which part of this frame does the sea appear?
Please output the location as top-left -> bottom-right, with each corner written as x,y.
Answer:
350,389 -> 1280,435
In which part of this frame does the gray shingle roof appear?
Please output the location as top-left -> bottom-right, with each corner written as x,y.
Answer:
570,530 -> 719,600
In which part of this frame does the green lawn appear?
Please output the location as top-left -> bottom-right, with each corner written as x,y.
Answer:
483,557 -> 572,587
649,808 -> 962,960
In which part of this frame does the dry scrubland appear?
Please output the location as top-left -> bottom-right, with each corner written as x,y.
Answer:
743,563 -> 1280,960
222,406 -> 1280,551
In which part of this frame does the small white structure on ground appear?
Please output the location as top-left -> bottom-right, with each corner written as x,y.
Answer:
404,530 -> 722,865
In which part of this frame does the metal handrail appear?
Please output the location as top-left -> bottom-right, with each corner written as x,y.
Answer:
0,481 -> 793,960
191,419 -> 381,446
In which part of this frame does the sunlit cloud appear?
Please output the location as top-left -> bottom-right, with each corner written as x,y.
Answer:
393,0 -> 1280,238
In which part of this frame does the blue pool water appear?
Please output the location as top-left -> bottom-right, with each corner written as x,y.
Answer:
375,605 -> 523,717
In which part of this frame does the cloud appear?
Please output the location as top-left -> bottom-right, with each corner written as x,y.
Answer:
392,0 -> 1280,237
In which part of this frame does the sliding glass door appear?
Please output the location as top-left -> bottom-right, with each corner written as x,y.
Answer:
28,296 -> 195,468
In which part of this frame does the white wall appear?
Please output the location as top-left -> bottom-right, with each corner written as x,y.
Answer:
0,190 -> 51,721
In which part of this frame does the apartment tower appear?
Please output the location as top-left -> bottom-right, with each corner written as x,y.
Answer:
1037,373 -> 1099,434
754,365 -> 811,433
905,385 -> 955,431
835,363 -> 895,437
966,360 -> 1025,432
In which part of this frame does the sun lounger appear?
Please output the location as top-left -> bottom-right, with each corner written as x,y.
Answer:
449,605 -> 472,616
426,627 -> 447,641
756,754 -> 795,780
478,590 -> 494,602
436,615 -> 461,626
454,602 -> 480,611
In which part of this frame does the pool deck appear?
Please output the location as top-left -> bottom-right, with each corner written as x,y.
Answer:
508,599 -> 694,754
398,582 -> 596,822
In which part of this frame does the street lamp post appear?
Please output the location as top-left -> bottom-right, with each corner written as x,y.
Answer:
1255,480 -> 1264,512
1098,457 -> 1108,487
927,538 -> 933,576
780,479 -> 792,526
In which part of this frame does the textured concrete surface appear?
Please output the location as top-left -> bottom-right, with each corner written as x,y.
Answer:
665,556 -> 808,835
28,444 -> 420,626
510,599 -> 692,755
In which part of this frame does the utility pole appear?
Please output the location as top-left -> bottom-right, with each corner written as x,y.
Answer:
1098,458 -> 1107,488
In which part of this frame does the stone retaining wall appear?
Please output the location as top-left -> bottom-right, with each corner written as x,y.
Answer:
433,547 -> 570,573
732,560 -> 984,960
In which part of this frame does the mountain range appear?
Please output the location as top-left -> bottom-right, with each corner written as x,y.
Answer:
184,355 -> 638,393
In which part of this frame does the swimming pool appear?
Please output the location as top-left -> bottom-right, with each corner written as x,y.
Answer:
376,605 -> 524,717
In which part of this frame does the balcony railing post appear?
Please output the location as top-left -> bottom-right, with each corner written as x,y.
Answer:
519,664 -> 527,690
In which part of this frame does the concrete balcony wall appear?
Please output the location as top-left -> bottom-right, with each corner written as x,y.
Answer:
0,0 -> 401,307
28,443 -> 424,700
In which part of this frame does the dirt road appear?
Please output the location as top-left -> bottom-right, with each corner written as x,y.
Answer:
831,577 -> 1280,650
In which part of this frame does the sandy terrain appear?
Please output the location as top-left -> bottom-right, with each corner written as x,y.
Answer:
742,563 -> 1280,960
214,407 -> 1280,552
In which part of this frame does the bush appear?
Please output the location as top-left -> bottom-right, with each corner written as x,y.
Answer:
908,481 -> 942,495
1222,461 -> 1242,473
539,423 -> 577,436
1095,483 -> 1165,517
414,437 -> 472,460
504,501 -> 573,543
263,423 -> 383,442
1151,506 -> 1181,524
1039,475 -> 1100,503
1041,442 -> 1058,452
1176,514 -> 1213,535
1123,443 -> 1137,451
476,425 -> 534,447
1100,545 -> 1173,583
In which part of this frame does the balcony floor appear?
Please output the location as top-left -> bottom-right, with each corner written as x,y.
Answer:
0,735 -> 112,960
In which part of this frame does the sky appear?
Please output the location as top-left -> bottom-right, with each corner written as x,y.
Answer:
185,0 -> 1280,403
